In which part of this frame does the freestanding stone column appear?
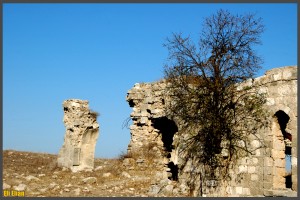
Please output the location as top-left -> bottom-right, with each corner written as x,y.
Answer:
57,99 -> 99,172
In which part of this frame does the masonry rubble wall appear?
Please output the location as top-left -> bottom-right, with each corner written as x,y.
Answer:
126,66 -> 297,197
57,99 -> 99,172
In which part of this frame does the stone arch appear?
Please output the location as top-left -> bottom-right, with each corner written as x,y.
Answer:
152,117 -> 179,181
273,110 -> 292,189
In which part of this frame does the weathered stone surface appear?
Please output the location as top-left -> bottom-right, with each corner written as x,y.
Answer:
57,99 -> 99,172
126,66 -> 297,197
3,182 -> 11,190
82,177 -> 97,184
13,183 -> 27,191
102,173 -> 111,178
121,171 -> 131,178
148,185 -> 161,195
25,175 -> 40,182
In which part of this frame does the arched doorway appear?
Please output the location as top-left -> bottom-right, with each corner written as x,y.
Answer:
152,117 -> 179,181
274,110 -> 292,189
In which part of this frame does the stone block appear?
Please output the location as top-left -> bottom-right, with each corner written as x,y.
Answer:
264,157 -> 273,167
248,166 -> 256,174
251,140 -> 261,148
264,166 -> 273,175
238,165 -> 248,173
250,174 -> 258,181
263,190 -> 274,196
255,149 -> 261,156
291,157 -> 297,166
266,98 -> 275,106
263,174 -> 273,182
242,188 -> 250,196
252,157 -> 259,164
226,186 -> 233,195
272,149 -> 285,159
235,187 -> 243,195
250,187 -> 263,196
273,140 -> 285,150
282,70 -> 293,79
274,158 -> 285,167
274,167 -> 286,177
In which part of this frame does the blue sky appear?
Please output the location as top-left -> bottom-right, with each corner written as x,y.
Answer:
3,3 -> 297,158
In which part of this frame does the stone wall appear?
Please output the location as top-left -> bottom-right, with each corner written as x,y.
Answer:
57,99 -> 100,172
126,66 -> 297,197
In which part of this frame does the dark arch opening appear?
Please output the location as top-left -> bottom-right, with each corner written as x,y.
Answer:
152,117 -> 178,152
152,117 -> 179,181
274,110 -> 291,141
128,99 -> 135,107
168,162 -> 178,181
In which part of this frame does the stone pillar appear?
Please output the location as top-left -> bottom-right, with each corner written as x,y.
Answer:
57,99 -> 99,172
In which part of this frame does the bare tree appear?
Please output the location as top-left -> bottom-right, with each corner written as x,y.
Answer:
164,9 -> 269,185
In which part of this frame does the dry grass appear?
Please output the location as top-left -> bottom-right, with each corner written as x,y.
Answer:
118,142 -> 158,163
2,149 -> 157,197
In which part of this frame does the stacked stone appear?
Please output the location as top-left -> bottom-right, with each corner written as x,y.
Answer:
57,99 -> 100,172
126,81 -> 182,195
126,66 -> 297,197
126,82 -> 167,154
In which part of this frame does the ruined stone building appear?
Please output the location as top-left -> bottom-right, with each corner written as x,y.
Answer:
57,99 -> 99,172
126,66 -> 297,197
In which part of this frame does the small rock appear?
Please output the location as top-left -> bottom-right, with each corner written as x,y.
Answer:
148,185 -> 161,195
129,188 -> 135,191
102,173 -> 111,178
136,159 -> 144,163
64,188 -> 70,192
94,166 -> 103,171
114,186 -> 120,190
13,183 -> 27,191
71,176 -> 76,179
52,175 -> 58,179
82,187 -> 90,193
25,175 -> 40,182
38,174 -> 46,177
163,184 -> 174,193
173,188 -> 180,195
65,183 -> 72,188
84,168 -> 93,172
48,182 -> 58,189
160,178 -> 172,186
155,172 -> 163,179
52,185 -> 60,191
8,151 -> 14,155
53,171 -> 59,175
62,167 -> 69,172
122,158 -> 134,166
179,183 -> 189,194
82,177 -> 97,184
39,188 -> 48,193
73,188 -> 81,196
3,182 -> 11,190
121,171 -> 131,178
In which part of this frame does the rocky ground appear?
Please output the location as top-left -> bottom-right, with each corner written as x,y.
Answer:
2,149 -> 174,197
